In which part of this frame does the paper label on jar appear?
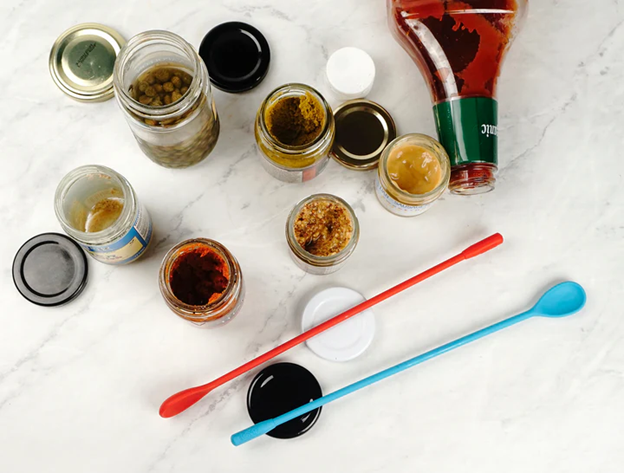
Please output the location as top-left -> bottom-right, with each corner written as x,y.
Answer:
83,205 -> 153,264
375,178 -> 434,217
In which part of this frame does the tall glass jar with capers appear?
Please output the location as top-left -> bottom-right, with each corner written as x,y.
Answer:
113,31 -> 219,168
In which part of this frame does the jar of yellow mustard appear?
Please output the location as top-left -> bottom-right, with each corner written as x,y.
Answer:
375,133 -> 450,217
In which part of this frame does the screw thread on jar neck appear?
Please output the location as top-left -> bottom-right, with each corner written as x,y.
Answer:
449,163 -> 497,195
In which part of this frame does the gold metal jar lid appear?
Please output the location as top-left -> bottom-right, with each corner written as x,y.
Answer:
330,99 -> 396,171
49,23 -> 125,102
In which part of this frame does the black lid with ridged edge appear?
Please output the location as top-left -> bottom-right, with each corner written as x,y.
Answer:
199,22 -> 270,93
247,362 -> 322,439
13,233 -> 88,307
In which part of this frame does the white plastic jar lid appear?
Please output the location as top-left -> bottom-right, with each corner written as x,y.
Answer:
301,287 -> 375,362
326,47 -> 376,100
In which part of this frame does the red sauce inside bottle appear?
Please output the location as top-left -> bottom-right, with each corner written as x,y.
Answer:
391,0 -> 518,102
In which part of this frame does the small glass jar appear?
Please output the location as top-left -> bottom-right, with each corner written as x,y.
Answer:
54,165 -> 153,264
286,194 -> 359,275
255,83 -> 335,183
375,133 -> 450,217
159,238 -> 245,328
113,30 -> 219,169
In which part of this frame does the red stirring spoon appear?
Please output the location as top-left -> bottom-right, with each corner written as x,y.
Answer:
159,233 -> 504,418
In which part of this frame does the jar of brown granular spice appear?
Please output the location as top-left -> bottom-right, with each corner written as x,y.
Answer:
286,194 -> 359,275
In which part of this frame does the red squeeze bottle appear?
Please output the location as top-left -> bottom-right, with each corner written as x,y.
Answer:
388,0 -> 528,195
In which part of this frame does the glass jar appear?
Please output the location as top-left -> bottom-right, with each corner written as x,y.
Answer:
255,83 -> 335,183
375,134 -> 450,217
159,238 -> 245,328
54,165 -> 153,264
286,194 -> 359,275
113,30 -> 219,169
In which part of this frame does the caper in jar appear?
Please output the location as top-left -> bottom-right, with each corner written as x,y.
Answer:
132,93 -> 220,169
129,65 -> 194,127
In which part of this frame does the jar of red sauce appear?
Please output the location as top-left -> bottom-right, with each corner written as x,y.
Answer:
159,238 -> 244,327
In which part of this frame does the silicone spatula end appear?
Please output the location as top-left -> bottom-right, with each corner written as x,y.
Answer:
461,233 -> 504,259
159,388 -> 211,418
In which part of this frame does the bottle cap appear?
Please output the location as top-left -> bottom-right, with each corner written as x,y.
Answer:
331,99 -> 397,170
326,47 -> 375,100
49,23 -> 125,102
302,287 -> 375,362
199,22 -> 270,93
247,362 -> 322,439
13,233 -> 88,306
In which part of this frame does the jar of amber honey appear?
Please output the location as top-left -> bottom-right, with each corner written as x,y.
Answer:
375,134 -> 450,217
159,238 -> 245,327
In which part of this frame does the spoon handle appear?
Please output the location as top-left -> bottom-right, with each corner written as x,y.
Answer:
231,309 -> 533,446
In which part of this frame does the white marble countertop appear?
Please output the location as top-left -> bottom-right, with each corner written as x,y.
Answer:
1,0 -> 623,471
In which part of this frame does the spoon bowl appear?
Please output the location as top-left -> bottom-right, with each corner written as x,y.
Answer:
533,282 -> 586,318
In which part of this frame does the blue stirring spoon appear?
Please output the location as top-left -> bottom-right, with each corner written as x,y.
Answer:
232,282 -> 586,446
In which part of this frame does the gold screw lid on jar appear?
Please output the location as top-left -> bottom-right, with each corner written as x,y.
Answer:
330,99 -> 397,171
49,23 -> 125,102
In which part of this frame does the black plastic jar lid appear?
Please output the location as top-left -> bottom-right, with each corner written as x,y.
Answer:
199,22 -> 270,93
12,233 -> 88,307
247,362 -> 322,439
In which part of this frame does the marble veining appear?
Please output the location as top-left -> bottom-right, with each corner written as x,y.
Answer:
1,0 -> 623,472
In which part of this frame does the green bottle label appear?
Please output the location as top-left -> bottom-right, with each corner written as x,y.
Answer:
433,97 -> 498,167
